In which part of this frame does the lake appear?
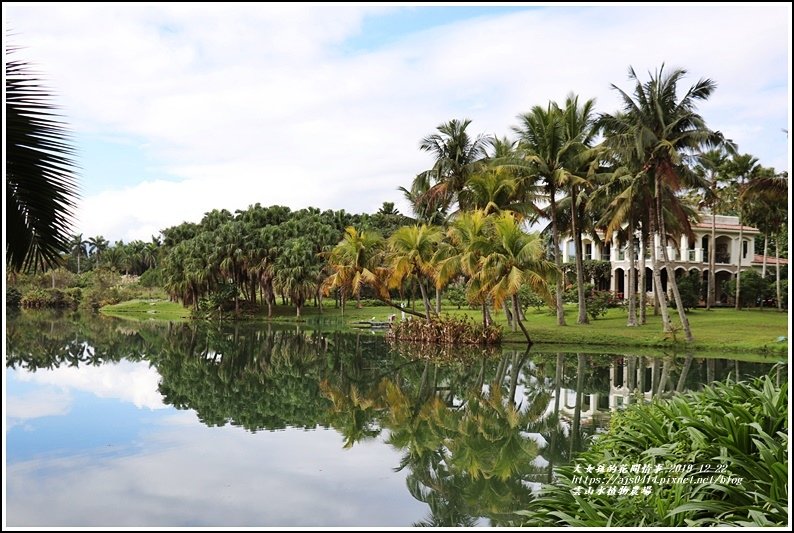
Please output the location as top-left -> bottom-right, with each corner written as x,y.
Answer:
4,310 -> 783,527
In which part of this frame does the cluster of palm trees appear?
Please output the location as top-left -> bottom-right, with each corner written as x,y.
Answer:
345,64 -> 786,344
66,233 -> 161,276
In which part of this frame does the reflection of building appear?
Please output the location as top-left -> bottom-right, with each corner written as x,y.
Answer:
560,214 -> 787,303
556,358 -> 669,422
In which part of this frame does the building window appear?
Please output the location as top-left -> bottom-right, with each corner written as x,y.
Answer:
743,240 -> 748,259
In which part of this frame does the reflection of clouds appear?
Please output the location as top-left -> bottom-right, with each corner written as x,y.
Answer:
14,361 -> 166,410
6,389 -> 72,428
6,424 -> 426,527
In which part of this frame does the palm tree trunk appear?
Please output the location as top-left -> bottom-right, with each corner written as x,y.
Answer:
572,185 -> 588,324
708,212 -> 716,309
639,236 -> 647,324
550,191 -> 566,326
513,294 -> 532,344
417,277 -> 432,319
504,300 -> 515,332
626,217 -> 637,327
508,351 -> 528,407
775,235 -> 781,311
650,225 -> 672,333
735,207 -> 744,310
762,234 -> 768,278
570,353 -> 585,454
375,296 -> 426,319
676,353 -> 694,393
656,182 -> 693,342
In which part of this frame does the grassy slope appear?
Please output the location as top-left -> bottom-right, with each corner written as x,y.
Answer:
100,299 -> 789,356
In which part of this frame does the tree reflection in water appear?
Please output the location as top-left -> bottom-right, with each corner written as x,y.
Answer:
6,311 -> 780,526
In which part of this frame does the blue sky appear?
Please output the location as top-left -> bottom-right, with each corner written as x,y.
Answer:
4,4 -> 791,242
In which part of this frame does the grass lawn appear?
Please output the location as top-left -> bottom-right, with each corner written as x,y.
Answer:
100,298 -> 789,357
100,299 -> 191,321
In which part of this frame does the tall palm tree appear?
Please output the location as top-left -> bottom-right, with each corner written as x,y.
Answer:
411,118 -> 490,217
694,149 -> 730,309
601,65 -> 727,342
557,94 -> 599,324
724,153 -> 761,310
87,235 -> 109,266
512,104 -> 571,326
743,169 -> 788,311
69,233 -> 89,274
6,47 -> 79,272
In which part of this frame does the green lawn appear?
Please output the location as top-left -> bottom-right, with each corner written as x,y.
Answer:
100,299 -> 191,321
99,298 -> 788,357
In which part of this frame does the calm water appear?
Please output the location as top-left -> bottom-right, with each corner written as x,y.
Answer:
5,310 -> 783,527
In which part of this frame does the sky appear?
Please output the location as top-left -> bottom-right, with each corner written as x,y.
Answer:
4,3 -> 791,243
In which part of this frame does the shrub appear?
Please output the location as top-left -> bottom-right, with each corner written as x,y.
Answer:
672,272 -> 701,311
6,287 -> 22,308
516,371 -> 788,526
386,314 -> 502,345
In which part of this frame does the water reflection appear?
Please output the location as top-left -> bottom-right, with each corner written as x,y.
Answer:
5,310 -> 783,527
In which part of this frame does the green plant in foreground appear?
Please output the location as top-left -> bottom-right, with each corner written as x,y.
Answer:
515,369 -> 788,526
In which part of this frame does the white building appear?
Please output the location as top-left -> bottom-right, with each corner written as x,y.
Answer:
560,214 -> 786,304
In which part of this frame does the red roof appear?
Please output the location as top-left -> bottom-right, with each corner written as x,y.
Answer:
752,255 -> 788,265
693,222 -> 759,232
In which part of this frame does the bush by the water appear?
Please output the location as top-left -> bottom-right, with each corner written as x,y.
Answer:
386,314 -> 502,345
516,370 -> 787,526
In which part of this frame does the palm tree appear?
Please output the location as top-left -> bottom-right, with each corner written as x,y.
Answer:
322,226 -> 384,314
6,47 -> 79,272
434,210 -> 493,328
557,94 -> 599,325
724,153 -> 761,310
69,233 -> 89,274
479,212 -> 557,344
694,149 -> 730,309
512,104 -> 571,326
601,65 -> 728,342
411,118 -> 490,216
388,225 -> 444,319
87,235 -> 109,266
743,169 -> 788,311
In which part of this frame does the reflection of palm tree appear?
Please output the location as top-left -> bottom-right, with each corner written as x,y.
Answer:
320,381 -> 381,448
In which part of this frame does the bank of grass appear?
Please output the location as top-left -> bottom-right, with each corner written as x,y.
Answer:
100,299 -> 190,321
99,298 -> 788,356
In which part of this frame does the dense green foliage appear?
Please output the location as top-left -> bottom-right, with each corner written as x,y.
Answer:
517,371 -> 788,526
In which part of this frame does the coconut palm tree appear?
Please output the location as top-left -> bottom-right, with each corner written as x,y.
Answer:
410,118 -> 491,217
512,104 -> 571,326
600,65 -> 728,342
724,153 -> 761,310
388,225 -> 444,319
694,149 -> 730,309
557,94 -> 599,325
322,226 -> 384,314
478,212 -> 557,344
6,47 -> 79,272
69,233 -> 89,274
87,235 -> 109,267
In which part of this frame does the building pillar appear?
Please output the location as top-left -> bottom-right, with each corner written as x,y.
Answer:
680,235 -> 688,262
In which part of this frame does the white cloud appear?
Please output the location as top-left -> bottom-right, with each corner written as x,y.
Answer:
5,388 -> 72,428
14,360 -> 167,410
5,4 -> 790,241
6,424 -> 426,526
